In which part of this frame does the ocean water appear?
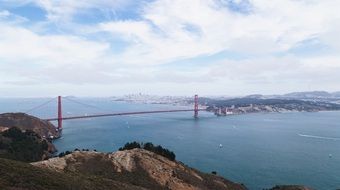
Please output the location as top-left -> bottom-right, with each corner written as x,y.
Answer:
0,98 -> 340,189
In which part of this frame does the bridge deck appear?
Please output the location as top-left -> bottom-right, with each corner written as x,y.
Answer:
45,109 -> 206,121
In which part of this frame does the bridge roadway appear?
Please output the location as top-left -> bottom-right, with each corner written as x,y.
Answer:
45,108 -> 207,121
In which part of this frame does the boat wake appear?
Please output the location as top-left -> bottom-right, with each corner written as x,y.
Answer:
298,134 -> 340,141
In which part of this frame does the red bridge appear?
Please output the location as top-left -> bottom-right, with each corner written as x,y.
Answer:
30,95 -> 204,131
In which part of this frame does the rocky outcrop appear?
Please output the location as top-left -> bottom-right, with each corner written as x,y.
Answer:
0,112 -> 60,139
33,149 -> 247,190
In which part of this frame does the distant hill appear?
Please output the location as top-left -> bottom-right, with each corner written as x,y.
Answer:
204,97 -> 340,112
243,94 -> 265,99
235,91 -> 340,100
283,91 -> 332,99
0,113 -> 60,139
331,91 -> 340,97
265,91 -> 340,100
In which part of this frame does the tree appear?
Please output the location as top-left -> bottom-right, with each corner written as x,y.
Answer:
118,142 -> 176,161
3,127 -> 25,140
119,141 -> 141,151
0,127 -> 49,162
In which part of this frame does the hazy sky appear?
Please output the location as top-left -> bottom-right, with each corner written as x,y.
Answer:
0,0 -> 340,97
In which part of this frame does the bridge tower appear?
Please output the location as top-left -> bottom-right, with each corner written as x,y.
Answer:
57,96 -> 62,130
194,94 -> 198,118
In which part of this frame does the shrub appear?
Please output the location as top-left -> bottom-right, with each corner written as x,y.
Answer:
58,152 -> 65,157
3,127 -> 25,140
119,141 -> 141,151
41,140 -> 49,150
0,127 -> 48,162
119,142 -> 176,161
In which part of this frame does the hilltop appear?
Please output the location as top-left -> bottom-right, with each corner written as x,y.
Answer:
0,113 -> 58,161
33,149 -> 247,190
0,112 -> 60,139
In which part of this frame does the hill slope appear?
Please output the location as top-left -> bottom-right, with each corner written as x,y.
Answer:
0,113 -> 60,139
33,149 -> 247,190
0,157 -> 146,190
0,127 -> 55,162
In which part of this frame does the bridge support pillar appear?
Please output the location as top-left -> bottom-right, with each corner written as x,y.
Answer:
194,95 -> 198,118
57,96 -> 62,130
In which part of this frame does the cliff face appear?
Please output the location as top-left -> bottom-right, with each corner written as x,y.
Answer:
0,113 -> 60,139
33,149 -> 247,190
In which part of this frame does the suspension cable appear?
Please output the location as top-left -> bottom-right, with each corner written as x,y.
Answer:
63,97 -> 110,113
25,97 -> 56,113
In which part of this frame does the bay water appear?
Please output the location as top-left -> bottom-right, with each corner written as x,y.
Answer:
1,98 -> 339,189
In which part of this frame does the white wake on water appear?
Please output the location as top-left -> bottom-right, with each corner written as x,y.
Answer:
298,134 -> 340,141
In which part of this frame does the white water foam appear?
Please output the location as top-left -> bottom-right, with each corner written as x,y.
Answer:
298,134 -> 340,141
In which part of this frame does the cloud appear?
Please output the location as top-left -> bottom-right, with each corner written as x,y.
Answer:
0,10 -> 10,17
1,0 -> 137,22
0,9 -> 28,23
1,0 -> 340,96
0,22 -> 112,85
94,0 -> 340,65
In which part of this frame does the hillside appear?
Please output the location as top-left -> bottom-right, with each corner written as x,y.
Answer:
33,149 -> 247,190
203,97 -> 340,115
0,127 -> 56,162
0,157 -> 145,190
0,144 -> 313,190
0,112 -> 60,139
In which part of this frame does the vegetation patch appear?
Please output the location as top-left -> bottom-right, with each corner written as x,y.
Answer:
119,141 -> 176,161
0,127 -> 50,162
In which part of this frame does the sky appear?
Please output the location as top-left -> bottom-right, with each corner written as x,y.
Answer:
0,0 -> 340,97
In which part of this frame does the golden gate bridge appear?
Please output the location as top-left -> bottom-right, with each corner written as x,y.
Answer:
25,95 -> 205,131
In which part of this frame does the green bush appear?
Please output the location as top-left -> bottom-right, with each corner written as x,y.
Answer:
3,127 -> 25,140
0,127 -> 48,162
119,142 -> 176,161
119,141 -> 141,151
58,150 -> 72,157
